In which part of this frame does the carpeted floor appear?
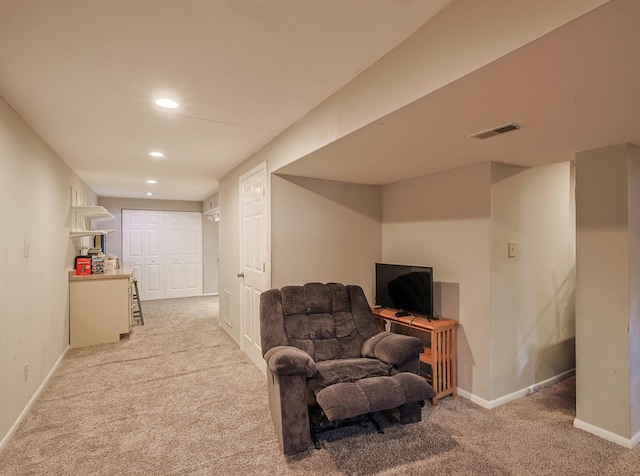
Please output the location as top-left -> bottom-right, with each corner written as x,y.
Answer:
1,295 -> 639,475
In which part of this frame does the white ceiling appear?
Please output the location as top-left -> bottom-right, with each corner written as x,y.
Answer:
278,0 -> 640,184
0,0 -> 452,201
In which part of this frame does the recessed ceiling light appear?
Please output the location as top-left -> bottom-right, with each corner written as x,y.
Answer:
149,151 -> 164,158
145,192 -> 154,196
146,179 -> 157,184
155,98 -> 179,109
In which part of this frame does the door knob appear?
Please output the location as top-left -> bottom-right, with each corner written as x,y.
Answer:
237,272 -> 244,278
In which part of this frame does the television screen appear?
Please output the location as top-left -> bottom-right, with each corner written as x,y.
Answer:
375,263 -> 434,318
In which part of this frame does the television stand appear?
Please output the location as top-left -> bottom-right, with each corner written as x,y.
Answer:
371,307 -> 457,405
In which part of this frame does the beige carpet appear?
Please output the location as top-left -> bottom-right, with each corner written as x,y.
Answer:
1,295 -> 639,475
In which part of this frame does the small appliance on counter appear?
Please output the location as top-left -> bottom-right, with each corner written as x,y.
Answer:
75,256 -> 92,275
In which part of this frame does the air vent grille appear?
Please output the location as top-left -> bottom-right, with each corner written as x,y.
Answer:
469,123 -> 520,139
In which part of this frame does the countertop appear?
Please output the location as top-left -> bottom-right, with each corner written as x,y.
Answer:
69,267 -> 133,281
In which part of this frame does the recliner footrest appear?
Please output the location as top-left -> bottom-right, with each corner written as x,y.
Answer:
315,373 -> 435,422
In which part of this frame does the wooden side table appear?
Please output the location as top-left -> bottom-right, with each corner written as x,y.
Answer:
372,307 -> 457,405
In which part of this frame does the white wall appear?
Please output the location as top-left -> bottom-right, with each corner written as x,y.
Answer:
0,97 -> 96,446
271,175 -> 381,303
202,193 -> 219,295
201,217 -> 219,295
490,162 -> 576,401
218,0 -> 605,361
382,163 -> 493,400
380,161 -> 577,404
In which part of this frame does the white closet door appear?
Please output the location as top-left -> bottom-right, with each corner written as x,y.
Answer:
143,211 -> 165,300
123,210 -> 203,301
121,209 -> 143,282
165,212 -> 202,299
122,210 -> 165,300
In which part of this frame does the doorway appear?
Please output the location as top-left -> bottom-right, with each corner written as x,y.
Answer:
239,163 -> 268,371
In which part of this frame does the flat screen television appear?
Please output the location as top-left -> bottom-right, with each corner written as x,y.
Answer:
375,263 -> 435,319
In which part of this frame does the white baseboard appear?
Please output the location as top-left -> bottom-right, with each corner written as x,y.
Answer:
456,370 -> 639,449
456,388 -> 491,408
573,418 -> 640,448
0,346 -> 69,452
457,368 -> 576,410
202,292 -> 219,297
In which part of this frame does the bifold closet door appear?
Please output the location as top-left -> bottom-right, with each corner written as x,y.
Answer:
122,210 -> 165,300
165,212 -> 202,299
122,210 -> 202,300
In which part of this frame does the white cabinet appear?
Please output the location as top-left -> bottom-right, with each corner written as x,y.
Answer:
69,271 -> 133,348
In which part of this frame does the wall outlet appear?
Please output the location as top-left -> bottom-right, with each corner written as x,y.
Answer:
24,240 -> 29,258
508,241 -> 516,258
24,363 -> 28,381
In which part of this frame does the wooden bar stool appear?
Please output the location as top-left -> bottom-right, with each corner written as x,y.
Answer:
132,279 -> 144,325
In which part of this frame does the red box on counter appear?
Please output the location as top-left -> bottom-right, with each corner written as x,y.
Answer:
75,257 -> 92,275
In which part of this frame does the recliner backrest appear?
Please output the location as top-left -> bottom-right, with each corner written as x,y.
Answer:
260,282 -> 380,362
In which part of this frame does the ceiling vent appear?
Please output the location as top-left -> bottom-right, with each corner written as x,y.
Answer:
469,123 -> 520,139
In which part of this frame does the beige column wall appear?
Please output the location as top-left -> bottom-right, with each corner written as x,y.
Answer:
575,143 -> 640,446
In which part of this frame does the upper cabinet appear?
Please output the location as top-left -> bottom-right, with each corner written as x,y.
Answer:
70,206 -> 116,237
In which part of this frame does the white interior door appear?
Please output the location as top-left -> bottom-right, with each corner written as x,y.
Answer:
165,212 -> 202,299
122,210 -> 165,300
143,211 -> 165,300
239,163 -> 268,371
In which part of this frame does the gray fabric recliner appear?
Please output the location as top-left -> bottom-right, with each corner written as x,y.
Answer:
260,282 -> 436,454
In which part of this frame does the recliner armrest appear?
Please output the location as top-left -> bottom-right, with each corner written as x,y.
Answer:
361,332 -> 424,367
264,346 -> 317,377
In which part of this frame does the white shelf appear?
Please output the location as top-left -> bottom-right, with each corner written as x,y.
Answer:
70,206 -> 115,236
71,206 -> 115,221
70,229 -> 116,238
